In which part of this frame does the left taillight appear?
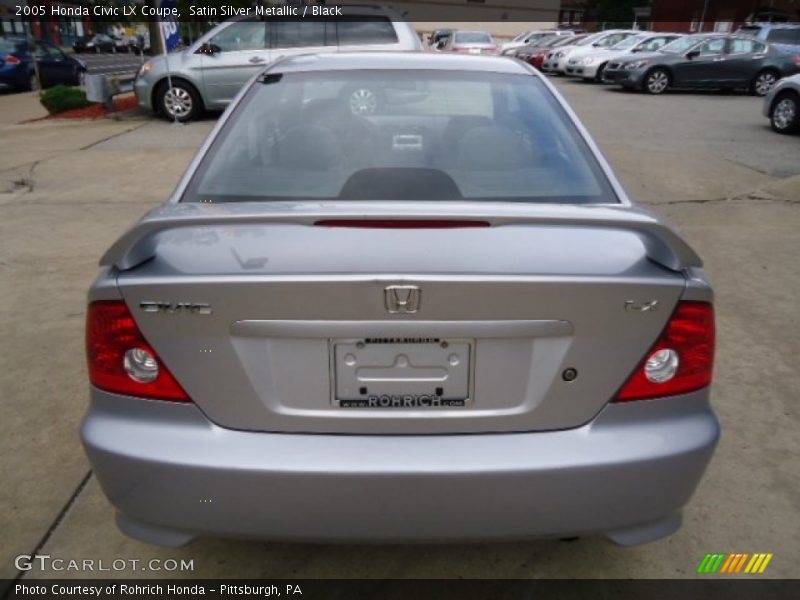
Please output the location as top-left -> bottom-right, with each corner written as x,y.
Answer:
614,301 -> 715,402
86,300 -> 192,402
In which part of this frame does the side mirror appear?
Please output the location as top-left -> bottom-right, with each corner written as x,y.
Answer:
686,50 -> 700,60
197,42 -> 220,55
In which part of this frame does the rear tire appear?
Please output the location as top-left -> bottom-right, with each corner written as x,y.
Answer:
770,92 -> 800,134
751,69 -> 779,97
155,79 -> 203,122
643,68 -> 670,95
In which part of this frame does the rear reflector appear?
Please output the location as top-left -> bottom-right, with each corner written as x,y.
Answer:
614,301 -> 714,402
315,220 -> 490,229
86,301 -> 191,402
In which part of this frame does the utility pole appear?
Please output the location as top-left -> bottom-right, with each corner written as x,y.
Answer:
24,20 -> 43,93
699,0 -> 710,32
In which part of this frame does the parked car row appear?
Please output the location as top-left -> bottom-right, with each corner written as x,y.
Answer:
0,36 -> 86,91
128,13 -> 800,139
506,28 -> 800,98
602,33 -> 800,96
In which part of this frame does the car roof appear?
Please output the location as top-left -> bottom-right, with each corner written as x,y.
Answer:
742,22 -> 800,29
268,51 -> 531,76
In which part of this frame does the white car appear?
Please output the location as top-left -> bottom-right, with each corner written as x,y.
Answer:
541,31 -> 610,73
565,33 -> 682,82
500,30 -> 573,55
547,30 -> 638,75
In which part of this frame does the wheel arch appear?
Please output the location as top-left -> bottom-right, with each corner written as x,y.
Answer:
644,64 -> 673,82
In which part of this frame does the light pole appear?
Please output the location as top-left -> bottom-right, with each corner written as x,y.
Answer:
699,0 -> 710,32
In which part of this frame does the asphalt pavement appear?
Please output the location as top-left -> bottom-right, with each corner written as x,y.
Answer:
0,75 -> 798,582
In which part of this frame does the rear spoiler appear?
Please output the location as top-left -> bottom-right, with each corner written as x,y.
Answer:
101,202 -> 702,272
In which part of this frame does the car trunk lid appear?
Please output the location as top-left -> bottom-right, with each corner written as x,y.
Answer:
110,202 -> 694,434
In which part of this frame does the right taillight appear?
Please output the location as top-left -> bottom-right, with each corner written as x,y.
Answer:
5,55 -> 21,65
614,301 -> 715,402
86,300 -> 191,402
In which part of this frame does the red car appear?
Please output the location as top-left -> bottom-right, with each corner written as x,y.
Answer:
517,35 -> 588,70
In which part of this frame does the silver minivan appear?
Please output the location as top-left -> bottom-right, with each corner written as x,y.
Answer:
134,8 -> 422,121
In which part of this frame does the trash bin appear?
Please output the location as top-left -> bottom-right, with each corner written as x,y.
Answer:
85,74 -> 113,109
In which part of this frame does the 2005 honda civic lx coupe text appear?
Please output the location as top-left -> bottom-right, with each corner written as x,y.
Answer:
82,52 -> 718,547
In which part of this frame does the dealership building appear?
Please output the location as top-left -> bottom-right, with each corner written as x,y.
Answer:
0,0 -> 96,46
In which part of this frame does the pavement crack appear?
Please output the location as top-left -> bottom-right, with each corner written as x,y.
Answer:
80,121 -> 148,150
641,197 -> 730,206
721,157 -> 772,176
642,195 -> 800,206
5,470 -> 92,591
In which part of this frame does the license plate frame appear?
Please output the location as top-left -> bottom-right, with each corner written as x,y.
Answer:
330,337 -> 474,408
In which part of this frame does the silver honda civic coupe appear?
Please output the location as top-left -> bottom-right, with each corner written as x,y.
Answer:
82,52 -> 719,547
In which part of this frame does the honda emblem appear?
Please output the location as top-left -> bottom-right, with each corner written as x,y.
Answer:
384,285 -> 421,314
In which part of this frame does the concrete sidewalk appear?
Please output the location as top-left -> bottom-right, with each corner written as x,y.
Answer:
0,115 -> 214,582
0,90 -> 49,124
1,83 -> 797,582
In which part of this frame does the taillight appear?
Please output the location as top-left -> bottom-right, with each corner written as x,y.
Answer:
5,55 -> 21,65
86,300 -> 191,402
614,301 -> 714,402
793,55 -> 800,65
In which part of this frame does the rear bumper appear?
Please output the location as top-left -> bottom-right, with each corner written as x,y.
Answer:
82,389 -> 719,546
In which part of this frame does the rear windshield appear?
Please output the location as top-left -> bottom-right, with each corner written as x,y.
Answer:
767,28 -> 800,45
337,17 -> 398,45
184,70 -> 617,204
454,32 -> 493,44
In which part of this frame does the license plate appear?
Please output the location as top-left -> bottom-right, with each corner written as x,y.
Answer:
331,338 -> 473,408
469,48 -> 481,54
